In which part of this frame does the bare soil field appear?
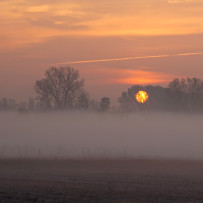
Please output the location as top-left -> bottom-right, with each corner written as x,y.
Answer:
0,159 -> 203,202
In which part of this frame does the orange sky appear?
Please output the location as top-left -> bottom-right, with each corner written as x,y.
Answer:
0,0 -> 203,103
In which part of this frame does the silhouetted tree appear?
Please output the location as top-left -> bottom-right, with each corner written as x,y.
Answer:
28,97 -> 35,111
76,92 -> 89,110
168,77 -> 203,111
118,85 -> 172,112
0,98 -> 17,111
35,66 -> 85,110
99,97 -> 110,112
18,101 -> 28,113
88,99 -> 99,111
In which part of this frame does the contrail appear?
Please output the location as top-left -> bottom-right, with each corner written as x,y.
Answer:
54,52 -> 203,65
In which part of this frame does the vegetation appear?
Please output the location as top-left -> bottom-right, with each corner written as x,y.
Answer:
119,78 -> 203,112
35,66 -> 86,110
118,85 -> 172,112
1,66 -> 203,113
169,78 -> 203,111
99,97 -> 110,112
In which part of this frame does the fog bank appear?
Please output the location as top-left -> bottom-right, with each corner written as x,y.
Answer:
0,112 -> 203,159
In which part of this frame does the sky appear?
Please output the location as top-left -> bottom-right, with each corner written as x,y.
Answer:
0,0 -> 203,103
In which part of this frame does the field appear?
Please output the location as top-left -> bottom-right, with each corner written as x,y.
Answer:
0,159 -> 203,202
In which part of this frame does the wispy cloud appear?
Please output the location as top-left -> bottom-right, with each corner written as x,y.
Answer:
80,67 -> 175,86
1,0 -> 203,50
112,69 -> 174,85
54,52 -> 203,65
25,5 -> 50,13
168,0 -> 203,3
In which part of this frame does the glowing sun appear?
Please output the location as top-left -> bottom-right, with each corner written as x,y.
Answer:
135,91 -> 149,103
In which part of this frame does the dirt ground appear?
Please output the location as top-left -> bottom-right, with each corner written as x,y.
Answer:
0,159 -> 203,202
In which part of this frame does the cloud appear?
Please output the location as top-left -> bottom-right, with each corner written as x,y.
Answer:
1,0 -> 203,50
79,66 -> 175,86
169,0 -> 201,3
168,0 -> 182,4
111,69 -> 174,85
25,5 -> 50,13
54,52 -> 203,65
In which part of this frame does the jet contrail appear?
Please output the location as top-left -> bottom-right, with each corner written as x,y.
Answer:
54,52 -> 203,65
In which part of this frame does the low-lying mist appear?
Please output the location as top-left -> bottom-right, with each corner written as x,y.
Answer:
0,111 -> 203,160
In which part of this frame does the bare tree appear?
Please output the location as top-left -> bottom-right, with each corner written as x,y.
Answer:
77,92 -> 89,110
0,98 -> 17,111
168,77 -> 203,110
18,101 -> 28,113
99,97 -> 110,112
35,66 -> 85,110
28,97 -> 35,111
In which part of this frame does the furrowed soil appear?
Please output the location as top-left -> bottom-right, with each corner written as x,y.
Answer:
0,159 -> 203,202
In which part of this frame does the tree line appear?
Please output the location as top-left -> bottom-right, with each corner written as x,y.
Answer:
1,66 -> 203,113
119,77 -> 203,112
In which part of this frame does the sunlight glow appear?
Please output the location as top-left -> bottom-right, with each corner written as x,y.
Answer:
136,91 -> 149,103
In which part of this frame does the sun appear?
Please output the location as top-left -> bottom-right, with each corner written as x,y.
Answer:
135,91 -> 149,103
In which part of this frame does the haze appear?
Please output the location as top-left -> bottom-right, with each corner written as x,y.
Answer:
1,112 -> 203,159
